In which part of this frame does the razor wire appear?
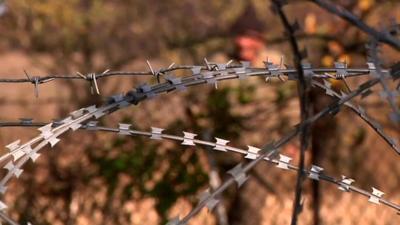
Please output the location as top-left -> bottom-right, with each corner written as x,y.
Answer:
3,68 -> 382,224
98,124 -> 400,214
170,76 -> 386,225
13,122 -> 400,214
1,77 -> 398,154
0,0 -> 398,224
275,1 -> 399,223
0,61 -> 398,224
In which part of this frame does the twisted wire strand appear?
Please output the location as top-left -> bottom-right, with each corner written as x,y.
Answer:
0,70 -> 394,192
0,63 -> 319,200
1,78 -> 398,154
0,63 -> 394,224
0,65 -> 384,84
0,0 -> 397,223
0,63 -> 388,175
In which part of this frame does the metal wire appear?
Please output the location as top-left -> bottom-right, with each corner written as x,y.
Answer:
0,0 -> 398,224
0,59 -> 397,224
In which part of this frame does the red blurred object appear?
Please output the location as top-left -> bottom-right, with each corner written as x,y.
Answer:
231,2 -> 266,62
235,33 -> 265,61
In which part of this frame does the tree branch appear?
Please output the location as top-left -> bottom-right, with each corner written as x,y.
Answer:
310,0 -> 400,50
271,1 -> 313,224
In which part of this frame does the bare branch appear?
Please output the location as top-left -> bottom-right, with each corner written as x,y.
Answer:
310,0 -> 400,50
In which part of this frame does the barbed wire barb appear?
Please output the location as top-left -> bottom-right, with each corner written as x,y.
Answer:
0,44 -> 397,225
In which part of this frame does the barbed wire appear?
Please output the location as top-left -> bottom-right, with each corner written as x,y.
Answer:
0,4 -> 398,223
0,61 -> 388,97
0,75 -> 398,155
0,58 -> 397,224
168,0 -> 400,222
0,1 -> 398,224
0,65 -> 380,84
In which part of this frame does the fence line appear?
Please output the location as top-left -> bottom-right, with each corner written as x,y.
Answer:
0,0 -> 398,224
0,58 -> 397,223
0,62 -> 387,97
0,63 -> 397,223
1,73 -> 398,155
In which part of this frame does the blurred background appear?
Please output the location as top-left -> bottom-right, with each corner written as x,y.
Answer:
0,0 -> 399,224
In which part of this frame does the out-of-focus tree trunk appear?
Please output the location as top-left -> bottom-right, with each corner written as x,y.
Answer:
310,88 -> 338,225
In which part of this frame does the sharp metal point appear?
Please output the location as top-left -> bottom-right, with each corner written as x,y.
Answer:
199,189 -> 219,211
146,60 -> 155,75
309,165 -> 324,180
4,161 -> 23,178
338,176 -> 355,192
279,56 -> 284,69
214,138 -> 229,152
182,132 -> 197,146
102,69 -> 110,75
227,163 -> 248,187
6,140 -> 21,152
33,77 -> 39,98
204,58 -> 211,70
23,69 -> 31,81
118,123 -> 132,135
76,71 -> 86,79
369,187 -> 384,204
150,127 -> 164,140
168,62 -> 176,69
278,75 -> 286,82
277,154 -> 291,170
0,201 -> 7,211
245,146 -> 261,160
90,73 -> 100,95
